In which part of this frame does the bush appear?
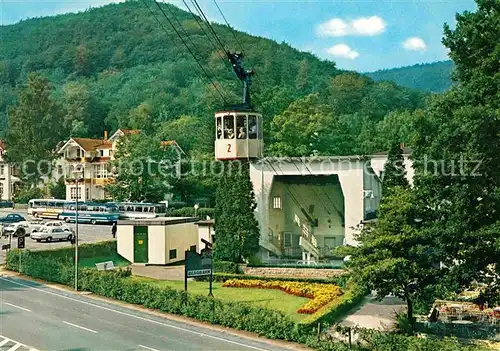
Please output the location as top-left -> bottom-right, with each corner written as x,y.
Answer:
300,281 -> 368,326
213,261 -> 242,274
247,263 -> 344,269
6,241 -> 120,285
209,272 -> 347,286
167,207 -> 214,218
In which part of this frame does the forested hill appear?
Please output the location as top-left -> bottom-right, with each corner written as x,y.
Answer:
1,0 -> 426,157
367,61 -> 454,92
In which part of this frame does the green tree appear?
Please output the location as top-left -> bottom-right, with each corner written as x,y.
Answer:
269,94 -> 334,156
105,133 -> 177,203
413,0 -> 500,301
49,177 -> 67,199
5,73 -> 63,182
214,162 -> 260,263
383,142 -> 409,192
345,186 -> 438,323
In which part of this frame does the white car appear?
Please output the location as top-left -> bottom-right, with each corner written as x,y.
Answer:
2,220 -> 44,237
32,221 -> 73,234
31,227 -> 74,242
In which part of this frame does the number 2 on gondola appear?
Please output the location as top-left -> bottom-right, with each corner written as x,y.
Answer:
227,144 -> 231,152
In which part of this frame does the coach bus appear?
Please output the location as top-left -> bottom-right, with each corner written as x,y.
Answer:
111,202 -> 167,219
28,199 -> 67,219
58,202 -> 120,224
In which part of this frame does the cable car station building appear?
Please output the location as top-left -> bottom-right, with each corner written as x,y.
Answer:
213,52 -> 413,263
248,153 -> 413,263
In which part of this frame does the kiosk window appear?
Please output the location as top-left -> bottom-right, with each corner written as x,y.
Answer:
258,115 -> 263,140
223,115 -> 234,139
169,249 -> 177,259
248,115 -> 257,139
216,117 -> 222,139
236,115 -> 247,139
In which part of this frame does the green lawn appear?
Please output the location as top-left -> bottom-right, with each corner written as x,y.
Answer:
79,254 -> 130,268
132,276 -> 311,321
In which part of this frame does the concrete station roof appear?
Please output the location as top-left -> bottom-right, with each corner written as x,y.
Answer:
118,217 -> 199,226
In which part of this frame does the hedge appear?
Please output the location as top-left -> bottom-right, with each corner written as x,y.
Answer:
247,263 -> 344,269
167,207 -> 214,218
5,248 -> 481,351
206,272 -> 349,287
213,261 -> 242,274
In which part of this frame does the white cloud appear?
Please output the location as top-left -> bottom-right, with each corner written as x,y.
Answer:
402,37 -> 427,51
316,16 -> 386,37
326,44 -> 359,60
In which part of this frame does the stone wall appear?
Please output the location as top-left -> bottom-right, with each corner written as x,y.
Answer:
243,266 -> 345,279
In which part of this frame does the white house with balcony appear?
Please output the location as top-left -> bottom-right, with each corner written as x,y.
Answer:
249,148 -> 413,263
57,130 -> 185,201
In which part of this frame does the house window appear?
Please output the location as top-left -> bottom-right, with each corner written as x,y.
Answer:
86,188 -> 90,199
70,187 -> 81,200
0,165 -> 4,176
76,149 -> 81,158
169,249 -> 177,260
0,183 -> 3,198
273,196 -> 282,209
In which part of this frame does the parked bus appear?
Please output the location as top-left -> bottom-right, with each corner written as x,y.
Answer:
59,202 -> 120,224
111,202 -> 167,219
28,199 -> 67,219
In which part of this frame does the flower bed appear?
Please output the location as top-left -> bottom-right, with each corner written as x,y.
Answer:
222,279 -> 343,314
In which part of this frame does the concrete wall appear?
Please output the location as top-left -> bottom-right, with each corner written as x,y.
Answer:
0,162 -> 12,200
117,225 -> 134,262
165,222 -> 199,264
148,225 -> 166,265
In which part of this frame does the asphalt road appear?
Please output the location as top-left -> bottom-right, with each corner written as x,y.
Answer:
0,209 -> 113,264
0,276 -> 295,351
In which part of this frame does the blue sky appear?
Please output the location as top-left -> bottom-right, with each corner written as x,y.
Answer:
1,0 -> 477,72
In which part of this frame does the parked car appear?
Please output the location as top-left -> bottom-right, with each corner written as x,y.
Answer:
31,227 -> 74,242
0,213 -> 25,223
31,221 -> 73,233
2,221 -> 33,237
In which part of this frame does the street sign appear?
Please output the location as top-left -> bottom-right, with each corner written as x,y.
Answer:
185,250 -> 212,277
1,244 -> 10,250
17,235 -> 25,249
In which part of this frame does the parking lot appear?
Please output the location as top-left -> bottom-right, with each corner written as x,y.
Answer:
0,208 -> 114,264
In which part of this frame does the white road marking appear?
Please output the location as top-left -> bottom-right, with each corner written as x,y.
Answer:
138,345 -> 160,351
4,302 -> 32,313
0,335 -> 40,351
7,343 -> 22,351
62,321 -> 98,334
0,277 -> 269,351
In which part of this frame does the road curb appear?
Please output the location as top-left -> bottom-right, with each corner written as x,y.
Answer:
0,270 -> 312,351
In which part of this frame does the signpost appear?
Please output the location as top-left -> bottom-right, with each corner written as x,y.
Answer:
17,229 -> 26,273
185,239 -> 213,296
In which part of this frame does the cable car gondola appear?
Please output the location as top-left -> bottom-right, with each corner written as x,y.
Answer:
214,52 -> 263,160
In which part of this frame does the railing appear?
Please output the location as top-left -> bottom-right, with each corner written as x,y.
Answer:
267,228 -> 281,249
301,224 -> 318,248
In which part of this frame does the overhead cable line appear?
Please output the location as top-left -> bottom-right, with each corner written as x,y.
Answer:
181,0 -> 230,70
158,0 -> 230,98
210,0 -> 265,97
190,0 -> 228,55
147,0 -> 228,104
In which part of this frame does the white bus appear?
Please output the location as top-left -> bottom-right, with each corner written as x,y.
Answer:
28,199 -> 67,219
111,202 -> 167,219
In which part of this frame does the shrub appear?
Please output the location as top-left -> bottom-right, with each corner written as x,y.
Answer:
209,272 -> 348,287
300,281 -> 367,326
223,279 -> 343,314
167,207 -> 214,218
213,261 -> 242,274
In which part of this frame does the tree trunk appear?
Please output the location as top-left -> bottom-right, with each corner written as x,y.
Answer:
406,295 -> 414,322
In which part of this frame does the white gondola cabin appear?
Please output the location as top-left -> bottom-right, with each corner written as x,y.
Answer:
215,110 -> 263,160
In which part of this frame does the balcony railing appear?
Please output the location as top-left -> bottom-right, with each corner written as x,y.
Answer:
301,224 -> 318,248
